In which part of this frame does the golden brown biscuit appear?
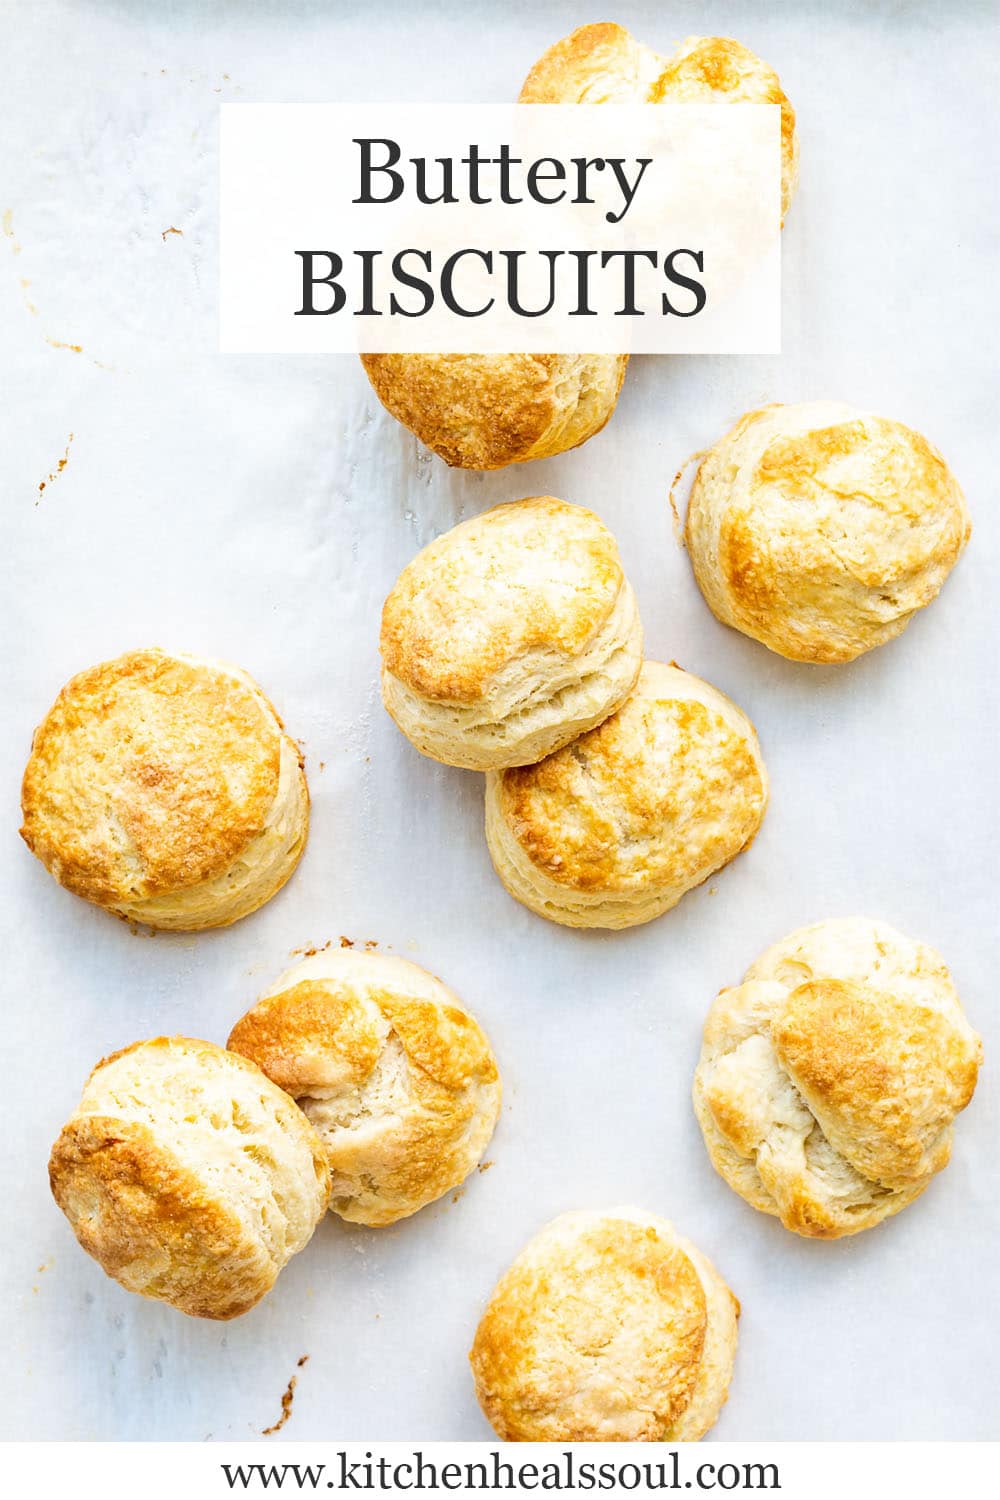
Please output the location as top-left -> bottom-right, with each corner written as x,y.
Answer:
684,402 -> 971,663
521,23 -> 799,222
485,661 -> 768,929
381,496 -> 643,770
360,352 -> 628,470
49,1037 -> 330,1319
20,649 -> 309,929
693,918 -> 982,1238
227,950 -> 501,1226
469,1208 -> 739,1441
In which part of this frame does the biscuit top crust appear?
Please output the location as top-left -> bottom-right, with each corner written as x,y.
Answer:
688,402 -> 970,662
469,1209 -> 708,1442
21,649 -> 283,905
380,497 -> 625,703
771,978 -> 980,1187
520,24 -> 798,220
494,661 -> 766,892
743,917 -> 982,1187
228,951 -> 499,1105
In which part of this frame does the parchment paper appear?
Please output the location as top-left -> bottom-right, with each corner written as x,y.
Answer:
1,0 -> 997,1441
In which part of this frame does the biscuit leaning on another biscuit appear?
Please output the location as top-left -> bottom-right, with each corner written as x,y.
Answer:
684,402 -> 971,663
470,1208 -> 739,1441
485,661 -> 768,929
380,496 -> 643,770
693,918 -> 982,1238
228,950 -> 501,1226
49,1037 -> 331,1319
520,23 -> 799,222
20,648 -> 309,929
360,353 -> 628,471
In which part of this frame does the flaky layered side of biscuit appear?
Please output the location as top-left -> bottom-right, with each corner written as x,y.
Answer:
485,661 -> 768,928
520,23 -> 799,222
20,649 -> 309,929
228,950 -> 501,1226
685,402 -> 971,663
469,1208 -> 739,1442
381,496 -> 643,770
693,918 -> 982,1238
49,1038 -> 331,1318
362,353 -> 628,471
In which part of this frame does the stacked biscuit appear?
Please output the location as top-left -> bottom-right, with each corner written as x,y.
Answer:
22,17 -> 982,1447
381,496 -> 770,930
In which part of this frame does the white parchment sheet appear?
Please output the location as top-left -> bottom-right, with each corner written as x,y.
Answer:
1,0 -> 997,1441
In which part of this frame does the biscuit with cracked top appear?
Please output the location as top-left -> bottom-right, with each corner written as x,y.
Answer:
228,949 -> 501,1226
693,917 -> 982,1238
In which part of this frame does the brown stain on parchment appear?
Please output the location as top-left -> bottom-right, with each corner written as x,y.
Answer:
36,434 -> 74,505
262,1355 -> 309,1435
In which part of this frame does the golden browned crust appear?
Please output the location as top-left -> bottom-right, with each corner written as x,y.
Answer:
685,403 -> 971,663
20,649 -> 309,927
379,497 -> 644,770
50,1115 -> 273,1320
228,951 -> 502,1226
361,353 -> 628,470
381,498 -> 623,701
49,1037 -> 331,1318
693,919 -> 983,1238
520,24 -> 799,221
485,661 -> 768,928
469,1209 -> 739,1442
772,979 -> 979,1188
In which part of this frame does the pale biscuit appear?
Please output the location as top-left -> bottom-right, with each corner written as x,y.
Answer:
684,402 -> 971,663
227,950 -> 501,1226
49,1037 -> 330,1319
381,496 -> 643,770
693,918 -> 982,1238
520,23 -> 799,222
20,648 -> 309,929
485,661 -> 768,929
469,1208 -> 739,1442
361,353 -> 628,470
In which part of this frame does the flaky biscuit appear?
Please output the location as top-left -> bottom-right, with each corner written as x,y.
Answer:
469,1208 -> 739,1442
381,496 -> 643,770
520,23 -> 799,222
49,1037 -> 330,1319
227,950 -> 501,1226
360,353 -> 628,471
693,918 -> 982,1239
684,402 -> 971,663
485,661 -> 768,929
20,648 -> 309,929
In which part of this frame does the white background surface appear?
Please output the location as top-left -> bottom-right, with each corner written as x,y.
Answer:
1,0 -> 997,1443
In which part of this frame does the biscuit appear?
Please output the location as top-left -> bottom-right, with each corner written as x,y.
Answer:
361,353 -> 628,471
20,648 -> 309,929
469,1208 -> 739,1442
485,661 -> 768,928
227,950 -> 501,1226
693,918 -> 982,1238
684,402 -> 971,663
520,23 -> 799,222
49,1037 -> 330,1319
381,496 -> 643,770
